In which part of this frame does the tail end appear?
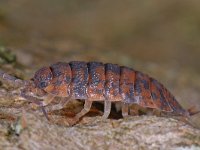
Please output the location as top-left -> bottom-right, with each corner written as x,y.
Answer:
187,106 -> 200,116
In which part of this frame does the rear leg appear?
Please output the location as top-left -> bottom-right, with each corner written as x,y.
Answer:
122,103 -> 129,118
102,100 -> 112,120
152,109 -> 162,116
146,108 -> 154,116
129,104 -> 140,116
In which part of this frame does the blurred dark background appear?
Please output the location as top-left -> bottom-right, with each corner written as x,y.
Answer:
0,1 -> 200,67
0,0 -> 200,122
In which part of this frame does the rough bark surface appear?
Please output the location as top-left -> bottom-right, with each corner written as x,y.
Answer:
0,106 -> 200,150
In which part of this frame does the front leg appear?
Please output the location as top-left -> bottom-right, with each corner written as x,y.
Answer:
41,94 -> 56,107
61,100 -> 92,126
74,100 -> 93,121
44,97 -> 70,112
20,91 -> 50,120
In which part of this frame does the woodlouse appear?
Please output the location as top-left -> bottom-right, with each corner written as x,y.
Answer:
0,61 -> 198,124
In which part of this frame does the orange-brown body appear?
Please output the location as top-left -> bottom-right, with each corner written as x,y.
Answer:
1,61 -> 195,124
33,61 -> 187,115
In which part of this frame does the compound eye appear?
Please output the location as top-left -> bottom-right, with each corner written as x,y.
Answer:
39,81 -> 48,88
33,67 -> 53,89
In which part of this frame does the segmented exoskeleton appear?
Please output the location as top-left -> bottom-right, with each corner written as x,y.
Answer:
0,61 -> 198,124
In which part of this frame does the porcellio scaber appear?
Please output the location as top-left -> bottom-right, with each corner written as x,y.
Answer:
0,61 -> 198,123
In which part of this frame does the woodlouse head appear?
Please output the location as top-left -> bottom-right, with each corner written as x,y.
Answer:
33,67 -> 53,89
20,79 -> 47,98
31,62 -> 72,97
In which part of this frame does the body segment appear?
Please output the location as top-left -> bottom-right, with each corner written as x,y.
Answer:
105,63 -> 121,101
69,61 -> 88,99
119,67 -> 136,103
87,62 -> 105,100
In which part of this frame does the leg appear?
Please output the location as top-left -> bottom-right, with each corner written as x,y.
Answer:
20,91 -> 50,120
74,100 -> 93,120
122,103 -> 129,118
129,104 -> 139,116
22,92 -> 56,112
45,97 -> 70,112
102,100 -> 112,120
42,94 -> 56,106
152,109 -> 162,116
146,108 -> 154,116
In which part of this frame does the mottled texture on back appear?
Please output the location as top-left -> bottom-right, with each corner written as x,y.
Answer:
105,63 -> 122,101
87,62 -> 105,100
69,61 -> 88,99
120,67 -> 136,103
135,72 -> 157,108
161,85 -> 186,115
150,78 -> 172,112
44,62 -> 71,97
29,61 -> 188,117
